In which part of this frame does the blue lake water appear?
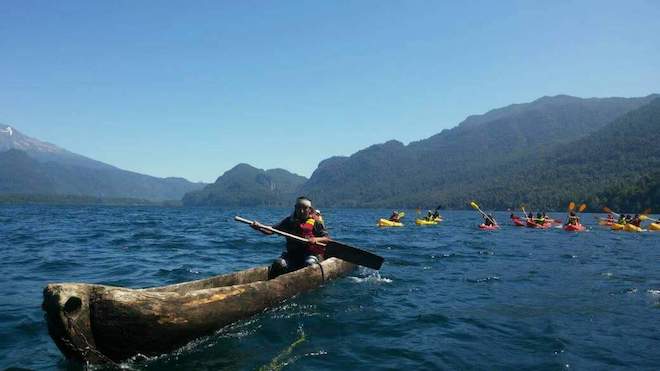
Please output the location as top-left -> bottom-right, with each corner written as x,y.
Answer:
1,205 -> 659,370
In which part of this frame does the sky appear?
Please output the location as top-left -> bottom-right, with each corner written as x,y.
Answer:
1,1 -> 659,182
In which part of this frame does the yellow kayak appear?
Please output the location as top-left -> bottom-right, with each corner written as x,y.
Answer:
415,218 -> 441,225
624,224 -> 644,233
611,223 -> 625,230
378,218 -> 403,227
649,223 -> 660,231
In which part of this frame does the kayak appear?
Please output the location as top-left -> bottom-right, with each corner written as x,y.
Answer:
598,218 -> 615,226
649,223 -> 660,231
479,224 -> 499,230
611,223 -> 625,231
415,218 -> 440,225
623,224 -> 645,233
526,220 -> 552,229
378,218 -> 403,227
563,224 -> 586,232
43,258 -> 355,364
512,218 -> 525,227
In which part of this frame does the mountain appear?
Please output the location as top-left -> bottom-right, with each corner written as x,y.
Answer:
182,163 -> 307,207
300,94 -> 659,209
0,125 -> 113,170
0,126 -> 205,201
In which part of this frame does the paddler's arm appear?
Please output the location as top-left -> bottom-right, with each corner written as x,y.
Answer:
309,221 -> 331,245
250,221 -> 274,235
308,236 -> 331,245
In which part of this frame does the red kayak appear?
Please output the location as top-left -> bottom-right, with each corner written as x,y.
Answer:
526,220 -> 552,229
512,218 -> 525,227
479,224 -> 499,230
563,224 -> 586,232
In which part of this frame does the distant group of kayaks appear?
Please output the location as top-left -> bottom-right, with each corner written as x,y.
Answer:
378,210 -> 444,227
376,202 -> 660,233
596,207 -> 660,232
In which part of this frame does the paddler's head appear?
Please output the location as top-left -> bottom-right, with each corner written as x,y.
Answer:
293,196 -> 313,220
570,211 -> 576,216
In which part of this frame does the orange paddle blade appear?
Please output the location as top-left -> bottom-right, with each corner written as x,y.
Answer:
568,202 -> 575,211
578,203 -> 587,212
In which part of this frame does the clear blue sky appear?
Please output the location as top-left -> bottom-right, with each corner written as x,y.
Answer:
1,1 -> 659,182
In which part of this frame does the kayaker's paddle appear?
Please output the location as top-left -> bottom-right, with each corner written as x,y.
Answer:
235,216 -> 384,270
640,215 -> 659,223
470,201 -> 497,225
603,206 -> 621,217
578,203 -> 587,213
521,206 -> 531,221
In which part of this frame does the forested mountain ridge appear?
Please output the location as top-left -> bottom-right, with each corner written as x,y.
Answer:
182,163 -> 307,207
299,94 -> 659,209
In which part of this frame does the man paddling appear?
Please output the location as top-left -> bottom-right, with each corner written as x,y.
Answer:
251,196 -> 331,278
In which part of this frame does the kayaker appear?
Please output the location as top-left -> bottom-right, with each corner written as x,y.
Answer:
389,211 -> 401,222
425,210 -> 433,221
566,211 -> 580,225
534,212 -> 545,225
528,212 -> 534,220
251,196 -> 331,279
432,209 -> 440,219
631,214 -> 642,227
542,212 -> 553,223
484,214 -> 497,226
617,214 -> 626,224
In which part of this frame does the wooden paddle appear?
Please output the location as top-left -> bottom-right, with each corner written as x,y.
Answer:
470,201 -> 497,225
235,216 -> 384,270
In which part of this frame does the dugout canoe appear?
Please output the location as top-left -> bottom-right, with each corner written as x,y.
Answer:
42,257 -> 355,365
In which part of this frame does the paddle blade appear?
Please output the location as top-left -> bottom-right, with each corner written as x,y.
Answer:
603,206 -> 613,214
568,202 -> 575,211
578,203 -> 587,212
641,208 -> 652,216
324,241 -> 384,270
640,215 -> 649,221
470,201 -> 479,210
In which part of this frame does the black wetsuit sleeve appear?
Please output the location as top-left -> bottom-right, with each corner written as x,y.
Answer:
273,217 -> 291,232
313,221 -> 329,237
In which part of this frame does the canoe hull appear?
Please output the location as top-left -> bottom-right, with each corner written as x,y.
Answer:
43,258 -> 355,364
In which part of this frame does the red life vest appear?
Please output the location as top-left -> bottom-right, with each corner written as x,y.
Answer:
300,218 -> 325,257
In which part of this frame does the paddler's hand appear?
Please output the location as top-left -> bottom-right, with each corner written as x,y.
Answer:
308,236 -> 318,245
251,221 -> 263,230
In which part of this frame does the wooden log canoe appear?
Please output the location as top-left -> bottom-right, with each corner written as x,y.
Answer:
42,258 -> 355,365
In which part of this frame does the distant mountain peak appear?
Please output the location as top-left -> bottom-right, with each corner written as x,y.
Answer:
0,125 -> 65,154
0,125 -> 205,201
1,126 -> 13,136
